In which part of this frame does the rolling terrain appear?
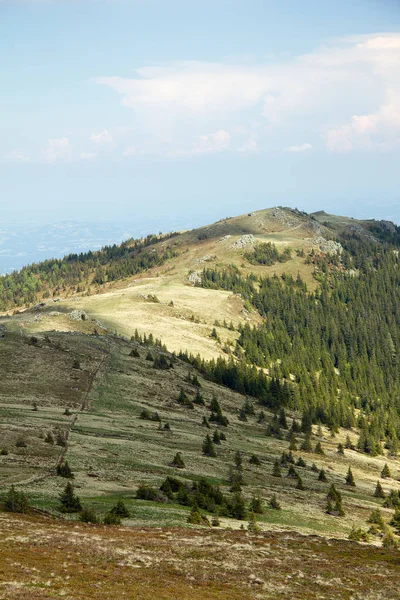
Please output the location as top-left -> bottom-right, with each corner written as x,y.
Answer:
1,206 -> 400,598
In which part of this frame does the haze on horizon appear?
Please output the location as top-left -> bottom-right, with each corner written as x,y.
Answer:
1,0 -> 400,231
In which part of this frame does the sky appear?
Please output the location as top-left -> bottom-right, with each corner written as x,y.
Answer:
1,0 -> 400,230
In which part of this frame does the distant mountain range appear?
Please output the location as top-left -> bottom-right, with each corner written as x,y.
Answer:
0,217 -> 194,275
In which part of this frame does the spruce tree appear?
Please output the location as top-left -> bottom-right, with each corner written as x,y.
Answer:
272,459 -> 282,477
202,434 -> 216,457
374,481 -> 385,498
381,463 -> 391,478
213,430 -> 221,445
345,467 -> 356,487
314,441 -> 324,455
59,482 -> 82,513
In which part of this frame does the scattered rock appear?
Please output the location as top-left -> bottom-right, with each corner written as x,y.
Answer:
69,310 -> 88,321
232,234 -> 255,249
187,271 -> 202,285
313,237 -> 343,255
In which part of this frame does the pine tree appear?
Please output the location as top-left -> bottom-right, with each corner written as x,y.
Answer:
337,443 -> 345,455
345,467 -> 356,487
287,465 -> 298,478
272,459 -> 282,477
381,463 -> 391,479
296,474 -> 305,490
202,434 -> 216,457
289,437 -> 298,451
314,441 -> 324,455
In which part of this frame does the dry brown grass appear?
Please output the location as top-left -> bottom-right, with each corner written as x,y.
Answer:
0,511 -> 399,600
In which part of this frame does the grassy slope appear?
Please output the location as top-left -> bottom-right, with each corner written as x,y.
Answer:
1,207 -> 325,359
1,331 -> 399,542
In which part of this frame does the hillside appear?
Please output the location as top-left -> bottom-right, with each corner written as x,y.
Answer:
1,329 -> 400,540
2,207 -> 400,597
3,206 -> 396,360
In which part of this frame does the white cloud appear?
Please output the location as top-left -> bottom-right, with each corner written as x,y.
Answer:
123,145 -> 137,157
237,135 -> 258,154
285,143 -> 313,153
80,152 -> 97,160
95,33 -> 400,155
4,150 -> 28,162
90,130 -> 114,145
41,137 -> 70,163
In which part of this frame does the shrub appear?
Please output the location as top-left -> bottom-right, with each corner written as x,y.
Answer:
314,441 -> 324,455
296,457 -> 307,468
153,354 -> 172,370
247,511 -> 261,534
170,452 -> 185,469
187,505 -> 210,526
110,499 -> 130,518
0,448 -> 8,456
56,461 -> 74,478
348,525 -> 369,543
145,351 -> 154,361
15,437 -> 27,448
249,494 -> 263,514
367,508 -> 385,532
79,506 -> 99,524
213,430 -> 221,445
2,485 -> 29,513
103,512 -> 122,525
44,432 -> 54,444
382,528 -> 398,549
136,484 -> 164,502
129,348 -> 140,358
249,454 -> 261,466
318,469 -> 327,482
269,494 -> 281,510
177,389 -> 194,409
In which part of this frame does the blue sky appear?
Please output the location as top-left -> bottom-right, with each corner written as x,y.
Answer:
1,0 -> 400,228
